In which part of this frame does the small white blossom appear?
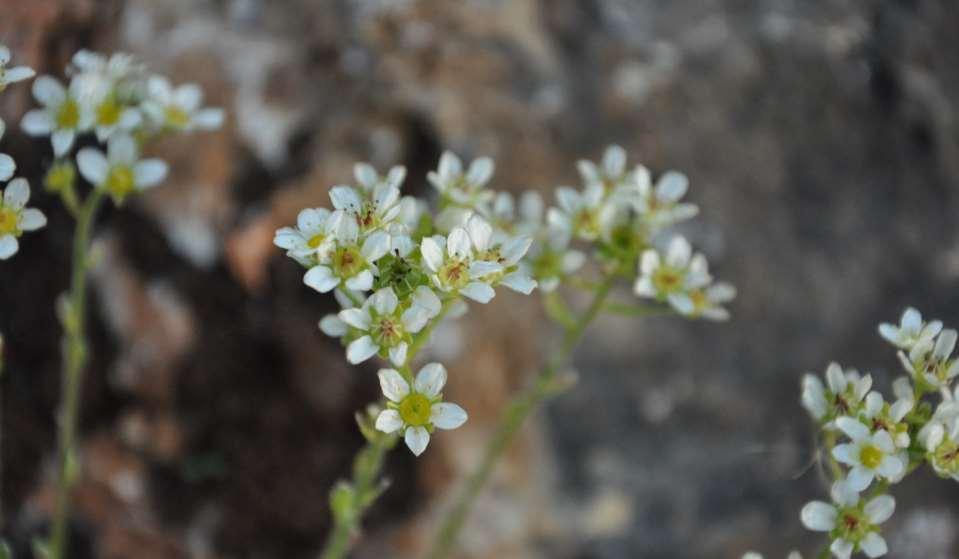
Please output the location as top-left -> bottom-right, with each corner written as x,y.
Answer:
420,223 -> 501,303
0,178 -> 47,259
21,76 -> 94,156
77,134 -> 168,204
832,416 -> 904,491
576,145 -> 629,190
548,182 -> 616,241
630,166 -> 699,230
801,363 -> 872,425
634,236 -> 713,313
338,286 -> 440,365
859,391 -> 913,449
464,214 -> 536,294
0,45 -> 35,91
302,212 -> 390,293
879,307 -> 942,351
801,481 -> 893,559
273,207 -> 338,267
330,182 -> 402,235
897,328 -> 959,389
142,76 -> 223,132
919,415 -> 959,481
375,364 -> 468,456
429,151 -> 496,229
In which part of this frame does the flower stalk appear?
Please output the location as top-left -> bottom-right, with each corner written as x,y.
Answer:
50,190 -> 105,559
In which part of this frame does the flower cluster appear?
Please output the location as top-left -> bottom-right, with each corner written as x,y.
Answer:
276,146 -> 735,456
790,307 -> 959,558
0,45 -> 44,260
21,50 -> 223,208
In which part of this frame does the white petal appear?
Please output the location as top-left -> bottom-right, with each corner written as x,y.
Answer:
319,314 -> 348,337
18,209 -> 46,231
303,265 -> 340,292
354,162 -> 377,188
864,495 -> 895,525
108,133 -> 137,164
602,145 -> 626,177
846,467 -> 874,492
375,409 -> 404,433
345,269 -> 374,292
901,307 -> 921,332
859,532 -> 887,558
412,286 -> 442,317
329,185 -> 362,211
832,443 -> 858,466
466,157 -> 494,186
830,480 -> 860,507
20,110 -> 53,136
437,151 -> 462,180
76,148 -> 109,185
500,236 -> 532,265
934,329 -> 957,359
388,343 -> 408,366
297,208 -> 329,233
346,336 -> 379,364
174,83 -> 203,111
864,392 -> 883,417
134,160 -> 169,189
836,417 -> 870,443
501,271 -> 537,294
665,236 -> 691,267
414,363 -> 447,398
447,227 -> 472,260
466,215 -> 493,251
799,501 -> 836,531
431,403 -> 468,430
361,230 -> 390,262
51,130 -> 75,157
3,178 -> 29,210
877,454 -> 903,479
401,306 -> 430,334
421,237 -> 444,272
0,235 -> 18,259
370,287 -> 398,315
0,154 -> 14,181
378,368 -> 410,402
469,260 -> 502,278
656,171 -> 688,202
404,426 -> 430,456
460,281 -> 494,303
193,108 -> 224,129
339,307 -> 371,331
640,249 -> 660,275
830,538 -> 854,559
33,76 -> 65,107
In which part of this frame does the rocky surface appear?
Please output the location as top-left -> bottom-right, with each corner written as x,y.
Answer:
2,0 -> 959,558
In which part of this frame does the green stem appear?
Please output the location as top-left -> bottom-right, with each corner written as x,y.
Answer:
601,301 -> 672,317
317,297 -> 458,559
425,275 -> 616,559
50,191 -> 105,559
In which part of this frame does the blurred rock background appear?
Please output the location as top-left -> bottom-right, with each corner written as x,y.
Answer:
1,0 -> 959,557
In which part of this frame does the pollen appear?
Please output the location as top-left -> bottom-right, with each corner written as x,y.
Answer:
859,444 -> 884,470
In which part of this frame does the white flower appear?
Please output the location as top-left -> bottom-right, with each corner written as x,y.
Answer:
0,45 -> 35,91
919,415 -> 959,481
353,162 -> 406,195
879,307 -> 942,351
464,214 -> 536,294
548,182 -> 615,241
672,281 -> 736,321
634,236 -> 712,312
338,286 -> 440,365
630,166 -> 699,230
897,328 -> 959,388
428,151 -> 496,226
142,76 -> 223,132
576,145 -> 629,190
801,363 -> 872,424
67,50 -> 144,141
21,75 -> 94,156
375,364 -> 468,456
0,178 -> 47,259
329,182 -> 402,235
76,134 -> 168,204
801,481 -> 893,559
832,416 -> 904,491
273,207 -> 338,267
420,224 -> 501,303
859,391 -> 913,449
302,211 -> 390,293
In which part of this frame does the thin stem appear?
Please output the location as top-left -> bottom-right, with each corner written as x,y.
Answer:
425,275 -> 616,559
317,296 -> 458,559
601,301 -> 672,317
50,191 -> 105,559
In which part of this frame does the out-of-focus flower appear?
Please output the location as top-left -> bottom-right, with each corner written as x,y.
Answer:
76,134 -> 168,205
801,481 -> 893,559
0,178 -> 47,259
832,416 -> 904,491
21,76 -> 94,156
0,45 -> 35,91
142,76 -> 223,132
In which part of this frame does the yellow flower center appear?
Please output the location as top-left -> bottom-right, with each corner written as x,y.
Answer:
332,246 -> 363,278
0,207 -> 19,236
439,259 -> 470,289
399,393 -> 432,427
307,233 -> 327,249
372,316 -> 404,346
859,444 -> 883,470
105,165 -> 136,201
652,267 -> 683,294
164,105 -> 191,129
56,98 -> 80,129
96,95 -> 123,126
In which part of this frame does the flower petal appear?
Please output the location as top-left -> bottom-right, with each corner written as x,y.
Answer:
378,368 -> 410,402
799,501 -> 836,531
346,336 -> 379,364
864,495 -> 895,525
0,153 -> 15,181
3,178 -> 29,210
431,403 -> 468,430
414,363 -> 447,398
303,265 -> 339,292
0,235 -> 18,259
460,281 -> 494,303
77,148 -> 109,186
18,209 -> 46,231
134,160 -> 169,189
404,426 -> 430,456
375,409 -> 404,433
859,532 -> 887,558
